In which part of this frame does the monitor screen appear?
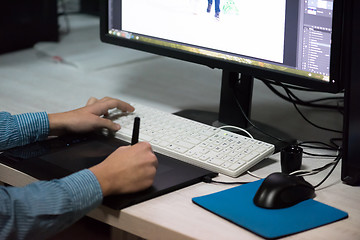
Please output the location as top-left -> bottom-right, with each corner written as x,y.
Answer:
102,0 -> 345,92
100,0 -> 346,149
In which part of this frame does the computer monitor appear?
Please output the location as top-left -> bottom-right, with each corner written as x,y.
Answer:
99,0 -> 347,149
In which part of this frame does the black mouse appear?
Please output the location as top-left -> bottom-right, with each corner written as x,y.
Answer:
253,172 -> 315,209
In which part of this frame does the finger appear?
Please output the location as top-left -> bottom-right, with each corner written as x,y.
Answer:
97,118 -> 121,131
98,99 -> 135,114
113,99 -> 135,112
86,97 -> 98,106
135,142 -> 158,167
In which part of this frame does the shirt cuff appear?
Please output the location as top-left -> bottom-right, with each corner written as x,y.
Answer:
15,112 -> 49,146
60,169 -> 103,213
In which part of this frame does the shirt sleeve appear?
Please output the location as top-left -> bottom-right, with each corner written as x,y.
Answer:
0,112 -> 49,151
0,169 -> 103,240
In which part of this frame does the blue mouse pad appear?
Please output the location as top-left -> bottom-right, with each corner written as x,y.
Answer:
192,180 -> 348,239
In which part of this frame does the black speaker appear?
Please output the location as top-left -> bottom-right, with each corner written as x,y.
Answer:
341,0 -> 360,185
0,0 -> 58,54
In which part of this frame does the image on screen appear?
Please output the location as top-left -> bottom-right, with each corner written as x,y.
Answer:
108,0 -> 334,83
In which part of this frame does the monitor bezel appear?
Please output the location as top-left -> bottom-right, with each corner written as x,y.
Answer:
100,0 -> 345,93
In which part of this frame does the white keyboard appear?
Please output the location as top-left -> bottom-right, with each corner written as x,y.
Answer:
108,103 -> 275,177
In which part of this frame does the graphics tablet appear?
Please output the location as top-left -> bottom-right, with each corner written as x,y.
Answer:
0,134 -> 217,210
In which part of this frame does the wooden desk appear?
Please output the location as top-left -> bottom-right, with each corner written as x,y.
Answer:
0,14 -> 357,240
1,153 -> 359,239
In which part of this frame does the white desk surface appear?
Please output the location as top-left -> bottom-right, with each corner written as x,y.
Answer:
0,14 -> 358,240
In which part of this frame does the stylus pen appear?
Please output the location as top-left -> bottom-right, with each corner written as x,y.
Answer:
131,117 -> 140,145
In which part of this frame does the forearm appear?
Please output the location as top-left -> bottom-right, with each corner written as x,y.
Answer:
0,169 -> 103,239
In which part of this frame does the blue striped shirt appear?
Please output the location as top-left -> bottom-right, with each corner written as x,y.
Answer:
0,112 -> 103,239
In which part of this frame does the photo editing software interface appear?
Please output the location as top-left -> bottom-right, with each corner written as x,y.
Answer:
107,0 -> 334,83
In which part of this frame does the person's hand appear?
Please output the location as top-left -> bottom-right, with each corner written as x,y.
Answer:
89,142 -> 158,196
48,97 -> 134,136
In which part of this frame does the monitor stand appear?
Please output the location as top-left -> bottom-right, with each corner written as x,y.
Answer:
174,70 -> 296,153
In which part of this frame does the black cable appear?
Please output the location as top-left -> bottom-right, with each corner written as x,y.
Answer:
259,77 -> 345,94
260,78 -> 319,92
297,141 -> 340,157
233,77 -> 342,144
262,80 -> 344,111
307,97 -> 344,104
280,83 -> 343,134
312,159 -> 339,173
313,150 -> 342,189
298,141 -> 338,150
303,151 -> 338,158
284,139 -> 342,187
231,81 -> 291,145
291,152 -> 340,176
259,78 -> 345,116
330,138 -> 342,149
203,176 -> 250,185
284,84 -> 343,112
298,141 -> 340,156
203,151 -> 342,188
230,77 -> 343,187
